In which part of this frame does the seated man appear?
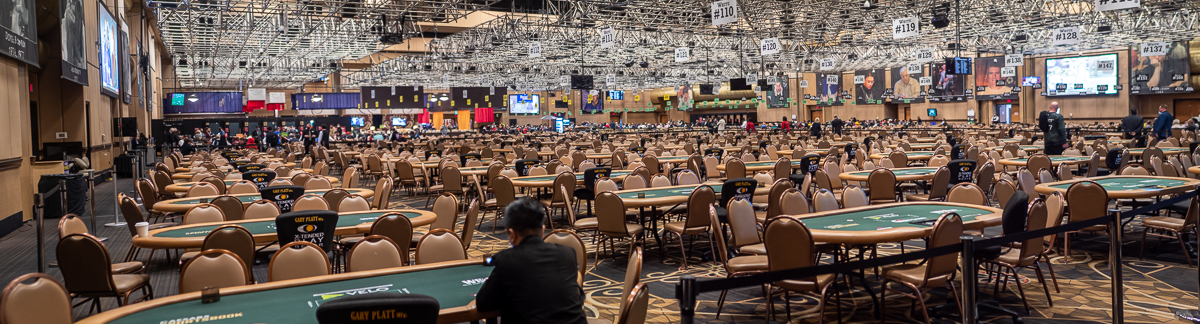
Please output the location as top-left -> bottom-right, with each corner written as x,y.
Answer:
476,198 -> 587,324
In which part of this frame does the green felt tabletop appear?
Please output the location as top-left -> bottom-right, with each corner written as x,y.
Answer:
657,156 -> 689,162
173,180 -> 240,189
845,167 -> 938,177
901,152 -> 934,156
108,264 -> 493,324
618,185 -> 724,199
800,205 -> 994,231
515,171 -> 631,182
1128,148 -> 1189,153
165,189 -> 371,205
1048,177 -> 1192,190
743,161 -> 804,167
153,211 -> 422,238
1006,156 -> 1091,163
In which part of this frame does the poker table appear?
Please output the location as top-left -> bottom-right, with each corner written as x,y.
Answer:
888,143 -> 937,150
165,177 -> 341,193
912,137 -> 941,143
74,260 -> 496,324
174,165 -> 235,173
776,149 -> 830,157
1034,176 -> 1200,199
997,155 -> 1094,167
1128,147 -> 1190,156
839,167 -> 939,182
171,169 -> 315,180
987,145 -> 1042,152
614,184 -> 769,208
794,202 -> 1001,245
715,160 -> 804,172
133,209 -> 436,249
869,151 -> 936,161
509,171 -> 631,188
153,188 -> 375,213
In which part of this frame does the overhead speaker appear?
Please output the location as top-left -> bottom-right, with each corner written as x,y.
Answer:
931,14 -> 950,28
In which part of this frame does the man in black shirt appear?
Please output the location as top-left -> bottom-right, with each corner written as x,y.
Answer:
1120,108 -> 1145,148
1043,102 -> 1068,155
476,198 -> 587,324
831,115 -> 845,135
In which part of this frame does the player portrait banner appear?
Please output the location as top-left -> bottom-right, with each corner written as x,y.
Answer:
974,56 -> 1019,100
765,78 -> 789,108
889,65 -> 924,103
59,0 -> 86,84
1130,41 -> 1193,94
120,20 -> 131,104
0,0 -> 38,65
853,70 -> 886,105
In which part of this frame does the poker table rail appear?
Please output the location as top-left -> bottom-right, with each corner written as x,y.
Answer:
74,260 -> 498,324
133,209 -> 436,249
1034,175 -> 1200,199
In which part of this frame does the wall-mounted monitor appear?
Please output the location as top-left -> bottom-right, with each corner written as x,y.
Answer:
1021,76 -> 1041,86
350,117 -> 365,127
97,0 -> 119,98
1130,41 -> 1192,94
927,108 -> 938,117
1045,53 -> 1119,96
390,117 -> 406,126
608,90 -> 624,100
508,94 -> 540,114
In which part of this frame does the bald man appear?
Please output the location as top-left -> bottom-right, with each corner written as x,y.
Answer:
1043,102 -> 1068,155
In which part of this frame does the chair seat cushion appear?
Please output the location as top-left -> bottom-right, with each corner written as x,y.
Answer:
664,221 -> 707,235
727,255 -> 769,273
111,261 -> 144,274
604,224 -> 644,237
905,194 -> 932,201
774,273 -> 836,291
574,217 -> 598,229
428,185 -> 444,192
738,243 -> 766,255
112,274 -> 150,293
1143,216 -> 1186,231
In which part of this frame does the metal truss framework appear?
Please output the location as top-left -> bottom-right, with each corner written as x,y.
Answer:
156,0 -> 1200,90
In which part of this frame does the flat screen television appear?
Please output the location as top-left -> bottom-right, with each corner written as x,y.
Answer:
699,84 -> 716,95
97,1 -> 119,98
608,90 -> 624,100
554,100 -> 569,108
570,75 -> 594,90
927,108 -> 938,117
945,57 -> 972,75
1045,53 -> 1119,96
350,117 -> 365,127
508,94 -> 540,114
1021,76 -> 1041,86
390,117 -> 406,126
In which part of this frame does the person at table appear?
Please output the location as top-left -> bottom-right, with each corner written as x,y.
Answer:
831,115 -> 845,135
476,198 -> 587,324
810,117 -> 823,139
1042,102 -> 1068,155
1121,107 -> 1145,147
1153,104 -> 1174,141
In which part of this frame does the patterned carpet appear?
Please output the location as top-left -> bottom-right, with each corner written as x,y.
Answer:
389,187 -> 1199,324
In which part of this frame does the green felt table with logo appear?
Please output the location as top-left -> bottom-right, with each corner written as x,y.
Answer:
791,202 -> 1002,245
868,151 -> 936,161
76,261 -> 498,324
133,209 -> 437,249
509,171 -> 631,188
1035,175 -> 1200,199
839,167 -> 939,182
997,155 -> 1096,167
614,184 -> 770,208
152,188 -> 375,213
164,177 -> 342,193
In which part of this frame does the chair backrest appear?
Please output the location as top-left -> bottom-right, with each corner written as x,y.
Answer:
179,249 -> 251,293
724,158 -> 746,178
596,192 -> 630,235
1038,168 -> 1057,183
304,177 -> 333,190
347,235 -> 405,272
549,172 -> 575,204
1065,180 -> 1109,224
372,178 -> 393,209
618,246 -> 644,316
841,185 -> 869,208
414,229 -> 467,265
291,173 -> 313,188
56,234 -> 116,294
321,189 -> 350,212
268,241 -> 332,282
275,209 -> 339,251
0,273 -> 73,324
244,199 -> 283,219
993,179 -> 1018,207
650,174 -> 672,187
867,168 -> 897,202
623,174 -> 647,190
813,189 -> 840,212
460,199 -> 480,248
293,194 -> 331,211
920,213 -> 964,287
1016,167 -> 1038,196
947,159 -> 977,185
339,195 -> 372,212
183,203 -> 226,225
675,169 -> 700,185
57,214 -> 88,239
726,198 -> 760,248
228,180 -> 260,194
187,182 -> 221,197
888,151 -> 909,167
543,230 -> 588,283
200,224 -> 255,273
430,193 -> 460,231
779,188 -> 810,215
946,183 -> 989,206
764,216 -> 818,276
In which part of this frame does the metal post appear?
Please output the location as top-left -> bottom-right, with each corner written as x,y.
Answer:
1110,210 -> 1125,324
86,170 -> 97,232
961,236 -> 978,324
34,193 -> 44,273
58,180 -> 67,222
678,275 -> 696,324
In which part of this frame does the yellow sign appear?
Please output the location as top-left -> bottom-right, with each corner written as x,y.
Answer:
467,99 -> 472,105
663,94 -> 669,100
399,96 -> 404,103
634,95 -> 640,101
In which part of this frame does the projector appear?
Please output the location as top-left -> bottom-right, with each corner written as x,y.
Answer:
379,33 -> 406,44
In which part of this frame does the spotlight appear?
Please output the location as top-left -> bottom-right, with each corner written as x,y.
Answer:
931,14 -> 949,28
638,61 -> 649,68
624,61 -> 635,67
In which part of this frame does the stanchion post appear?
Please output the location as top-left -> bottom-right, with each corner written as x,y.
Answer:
1109,209 -> 1124,324
58,180 -> 67,220
86,170 -> 97,232
34,193 -> 44,273
678,275 -> 696,324
961,236 -> 978,324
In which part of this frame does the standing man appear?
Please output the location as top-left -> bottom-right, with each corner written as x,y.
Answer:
831,115 -> 845,136
716,117 -> 726,133
1121,107 -> 1145,147
809,118 -> 823,139
1043,102 -> 1068,155
1153,104 -> 1174,141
